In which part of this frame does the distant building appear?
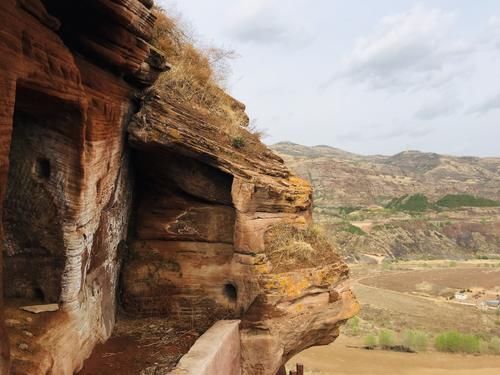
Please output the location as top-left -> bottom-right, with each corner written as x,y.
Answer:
454,292 -> 467,301
485,300 -> 500,308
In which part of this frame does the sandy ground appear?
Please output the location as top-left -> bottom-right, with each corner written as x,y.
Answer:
291,336 -> 500,375
353,267 -> 500,335
289,266 -> 500,374
360,268 -> 500,293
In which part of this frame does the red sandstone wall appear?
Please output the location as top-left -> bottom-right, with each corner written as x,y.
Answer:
0,0 -> 163,373
0,2 -> 357,374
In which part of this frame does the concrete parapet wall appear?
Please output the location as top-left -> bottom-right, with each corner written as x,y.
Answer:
170,320 -> 241,375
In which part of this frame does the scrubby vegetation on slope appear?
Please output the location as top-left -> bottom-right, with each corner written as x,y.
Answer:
264,224 -> 342,272
151,7 -> 264,146
385,193 -> 500,213
338,222 -> 366,236
436,194 -> 500,208
386,194 -> 431,212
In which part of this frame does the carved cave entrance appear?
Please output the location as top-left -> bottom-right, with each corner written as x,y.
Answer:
120,149 -> 240,328
2,86 -> 81,307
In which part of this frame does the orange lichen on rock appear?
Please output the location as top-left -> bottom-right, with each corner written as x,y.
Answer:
0,1 -> 358,374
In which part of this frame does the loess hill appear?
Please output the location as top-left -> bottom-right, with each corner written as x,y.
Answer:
272,142 -> 500,262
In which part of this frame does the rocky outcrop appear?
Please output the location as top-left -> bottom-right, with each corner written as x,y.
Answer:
0,0 -> 165,373
122,90 -> 359,374
0,2 -> 357,374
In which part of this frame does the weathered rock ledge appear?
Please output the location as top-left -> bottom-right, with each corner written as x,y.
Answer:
0,1 -> 359,374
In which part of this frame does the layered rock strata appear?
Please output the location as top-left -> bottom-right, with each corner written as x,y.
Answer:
0,0 -> 165,373
0,1 -> 358,374
123,91 -> 360,374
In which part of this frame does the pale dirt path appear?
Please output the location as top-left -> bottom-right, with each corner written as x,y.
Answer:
290,336 -> 500,375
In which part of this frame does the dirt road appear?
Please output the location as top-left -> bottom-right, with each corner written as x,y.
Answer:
291,336 -> 500,375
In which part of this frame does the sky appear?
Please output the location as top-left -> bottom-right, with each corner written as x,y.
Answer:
157,1 -> 500,157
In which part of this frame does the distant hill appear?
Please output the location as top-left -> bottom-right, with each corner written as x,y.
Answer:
271,142 -> 500,208
271,142 -> 500,262
271,142 -> 361,159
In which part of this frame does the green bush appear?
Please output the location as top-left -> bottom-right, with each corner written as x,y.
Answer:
479,340 -> 490,354
403,330 -> 429,352
489,337 -> 500,355
386,194 -> 430,212
232,136 -> 245,149
364,334 -> 377,348
378,329 -> 396,348
435,331 -> 461,353
347,316 -> 360,336
436,194 -> 500,208
434,331 -> 481,354
381,262 -> 394,271
461,334 -> 481,354
339,222 -> 366,236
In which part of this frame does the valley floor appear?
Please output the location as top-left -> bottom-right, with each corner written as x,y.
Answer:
291,335 -> 500,375
289,261 -> 500,374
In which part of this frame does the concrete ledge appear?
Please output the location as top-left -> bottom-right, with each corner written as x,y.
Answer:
169,320 -> 241,375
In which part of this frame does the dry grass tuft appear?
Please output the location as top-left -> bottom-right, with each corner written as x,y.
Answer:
151,7 -> 251,140
265,224 -> 342,272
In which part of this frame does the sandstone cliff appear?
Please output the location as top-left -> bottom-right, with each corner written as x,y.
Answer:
0,2 -> 357,374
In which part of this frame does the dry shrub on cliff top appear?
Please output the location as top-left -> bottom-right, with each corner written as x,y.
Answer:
265,224 -> 342,272
151,7 -> 250,138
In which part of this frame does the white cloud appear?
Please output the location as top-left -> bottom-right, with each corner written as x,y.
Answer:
488,16 -> 500,50
468,92 -> 500,115
414,95 -> 462,120
489,16 -> 500,27
337,122 -> 433,143
227,2 -> 311,47
372,124 -> 433,140
324,4 -> 473,91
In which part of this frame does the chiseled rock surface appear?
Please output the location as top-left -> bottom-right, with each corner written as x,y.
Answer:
126,91 -> 360,374
0,1 -> 358,374
0,0 -> 164,373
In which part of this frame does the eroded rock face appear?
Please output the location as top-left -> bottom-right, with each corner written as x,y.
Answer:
0,0 -> 165,373
240,265 -> 359,374
125,91 -> 360,374
0,1 -> 358,374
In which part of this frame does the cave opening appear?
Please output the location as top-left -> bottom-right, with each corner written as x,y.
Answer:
2,86 -> 80,306
35,158 -> 51,180
223,283 -> 238,303
120,149 -> 240,322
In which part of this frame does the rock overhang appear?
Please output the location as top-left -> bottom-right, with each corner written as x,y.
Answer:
0,1 -> 358,374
